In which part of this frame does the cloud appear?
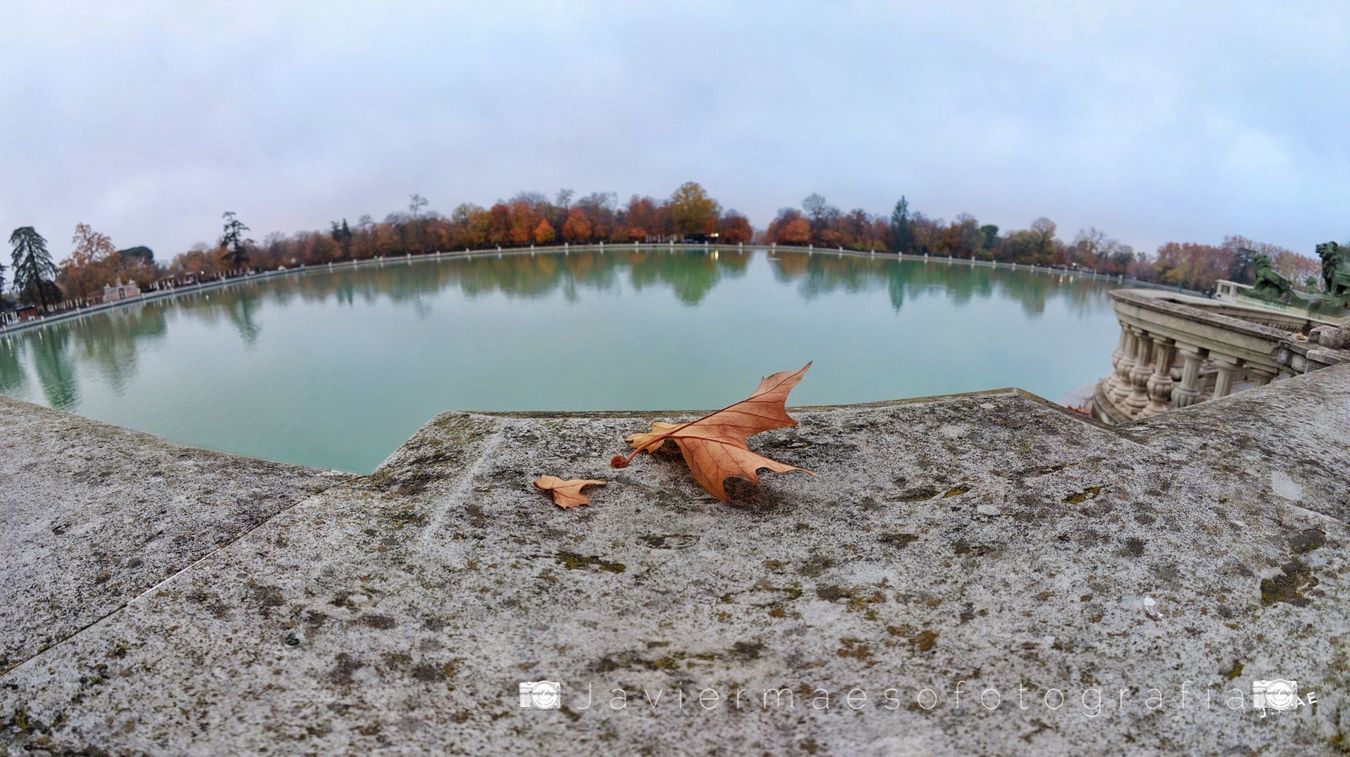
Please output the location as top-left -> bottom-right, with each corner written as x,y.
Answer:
1,1 -> 1346,262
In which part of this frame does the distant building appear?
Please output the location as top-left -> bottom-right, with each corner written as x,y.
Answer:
102,277 -> 141,303
1214,279 -> 1253,301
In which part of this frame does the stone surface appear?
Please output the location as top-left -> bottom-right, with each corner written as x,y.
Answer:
0,398 -> 351,674
2,367 -> 1348,754
1313,325 -> 1350,350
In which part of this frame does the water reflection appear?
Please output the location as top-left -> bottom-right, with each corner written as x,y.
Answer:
0,337 -> 26,393
29,328 -> 80,409
767,251 -> 1108,318
0,248 -> 1113,427
74,304 -> 168,393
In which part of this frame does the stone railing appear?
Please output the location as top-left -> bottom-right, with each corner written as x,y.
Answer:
1092,289 -> 1350,424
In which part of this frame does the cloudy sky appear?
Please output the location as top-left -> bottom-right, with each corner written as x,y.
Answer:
2,1 -> 1346,262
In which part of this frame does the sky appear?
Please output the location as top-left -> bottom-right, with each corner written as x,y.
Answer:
2,1 -> 1347,263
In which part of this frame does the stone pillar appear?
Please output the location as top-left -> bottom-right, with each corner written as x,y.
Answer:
1105,326 -> 1127,390
1104,324 -> 1127,398
1126,327 -> 1154,415
1142,336 -> 1177,417
1172,344 -> 1207,408
1212,355 -> 1242,399
1111,327 -> 1138,404
1248,365 -> 1277,387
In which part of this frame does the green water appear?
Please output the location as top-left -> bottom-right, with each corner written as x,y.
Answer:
0,248 -> 1119,473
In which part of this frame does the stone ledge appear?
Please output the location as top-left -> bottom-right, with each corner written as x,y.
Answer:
0,397 -> 352,675
1,367 -> 1347,753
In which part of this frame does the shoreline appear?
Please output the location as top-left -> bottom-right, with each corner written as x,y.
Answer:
1,242 -> 1182,338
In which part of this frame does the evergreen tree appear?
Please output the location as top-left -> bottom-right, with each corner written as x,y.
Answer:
889,197 -> 915,253
220,211 -> 253,269
330,219 -> 354,256
979,224 -> 999,251
1228,245 -> 1258,283
9,226 -> 59,313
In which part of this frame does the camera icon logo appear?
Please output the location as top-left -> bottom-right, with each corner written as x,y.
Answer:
519,680 -> 562,709
1253,679 -> 1315,717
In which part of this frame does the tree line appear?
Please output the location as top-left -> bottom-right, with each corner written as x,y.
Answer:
2,180 -> 1332,316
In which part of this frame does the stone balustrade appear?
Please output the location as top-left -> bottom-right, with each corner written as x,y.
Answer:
1092,289 -> 1350,424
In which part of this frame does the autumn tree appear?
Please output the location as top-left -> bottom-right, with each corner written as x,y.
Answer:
220,211 -> 253,269
168,243 -> 230,280
717,211 -> 753,243
553,188 -> 574,231
934,213 -> 980,258
59,223 -> 119,301
69,224 -> 115,261
403,194 -> 431,253
624,195 -> 664,241
1153,242 -> 1229,290
669,181 -> 719,238
300,230 -> 341,264
828,208 -> 875,250
63,184 -> 1330,300
802,194 -> 840,243
534,218 -> 556,244
507,201 -> 539,246
576,192 -> 617,240
1220,235 -> 1312,285
561,207 -> 594,242
1029,217 -> 1058,264
447,204 -> 484,248
10,227 -> 60,312
1068,227 -> 1135,274
911,212 -> 947,254
486,203 -> 512,245
766,209 -> 811,245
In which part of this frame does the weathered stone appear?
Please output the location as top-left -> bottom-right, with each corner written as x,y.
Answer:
1,367 -> 1347,753
0,398 -> 350,674
1313,325 -> 1350,350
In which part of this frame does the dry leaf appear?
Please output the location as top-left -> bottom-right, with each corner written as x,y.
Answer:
612,362 -> 811,502
534,476 -> 607,509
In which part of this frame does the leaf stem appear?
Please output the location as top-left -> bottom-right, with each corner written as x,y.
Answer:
610,364 -> 808,468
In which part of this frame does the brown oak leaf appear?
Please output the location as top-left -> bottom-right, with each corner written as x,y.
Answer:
534,476 -> 607,509
612,362 -> 811,502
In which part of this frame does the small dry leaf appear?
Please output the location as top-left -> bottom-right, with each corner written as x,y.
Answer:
612,362 -> 812,502
534,475 -> 607,509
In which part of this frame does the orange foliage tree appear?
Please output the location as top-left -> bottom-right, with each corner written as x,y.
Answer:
718,212 -> 753,243
534,218 -> 556,244
562,208 -> 593,242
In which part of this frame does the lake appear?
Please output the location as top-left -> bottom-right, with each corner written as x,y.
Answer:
0,248 -> 1119,472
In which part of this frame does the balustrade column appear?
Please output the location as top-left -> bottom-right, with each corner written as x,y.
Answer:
1106,324 -> 1133,401
1112,327 -> 1134,404
1104,326 -> 1126,389
1172,344 -> 1207,408
1126,327 -> 1154,415
1142,335 -> 1177,417
1212,355 -> 1242,399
